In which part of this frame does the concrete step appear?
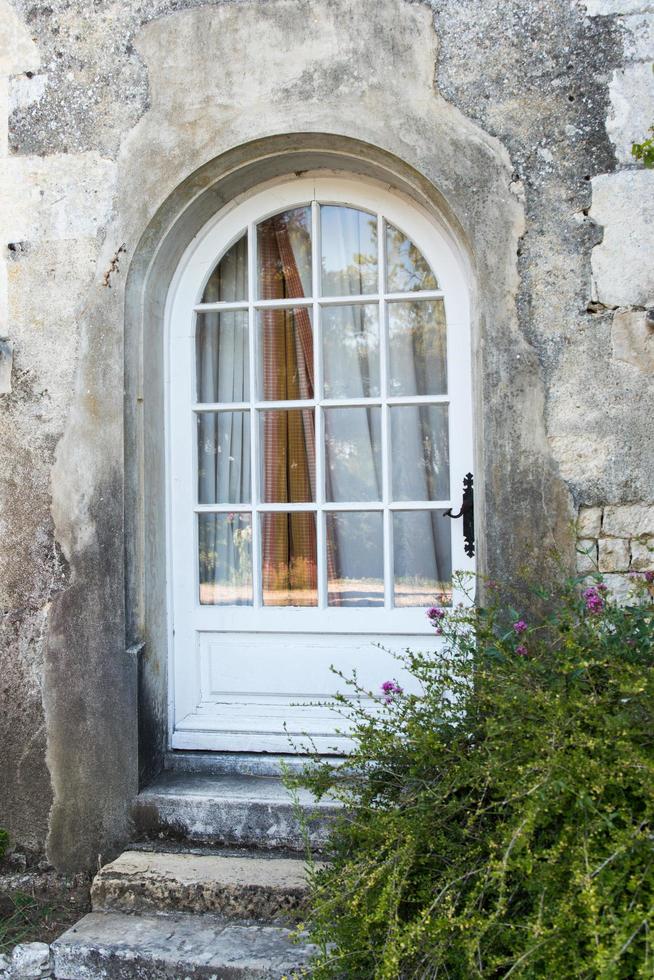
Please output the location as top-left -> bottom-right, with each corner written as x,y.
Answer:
53,910 -> 316,979
91,849 -> 316,922
133,771 -> 338,851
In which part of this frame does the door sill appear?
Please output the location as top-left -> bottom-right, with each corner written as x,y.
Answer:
165,749 -> 346,778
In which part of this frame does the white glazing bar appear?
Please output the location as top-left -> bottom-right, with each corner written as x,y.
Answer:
257,503 -> 318,513
385,290 -> 444,303
195,503 -> 254,513
312,201 -> 327,608
247,222 -> 262,609
317,293 -> 381,307
254,399 -> 317,411
316,290 -> 444,307
388,500 -> 451,511
193,500 -> 451,514
192,402 -> 250,413
193,301 -> 249,312
378,213 -> 393,611
252,297 -> 313,309
190,396 -> 454,412
386,394 -> 449,406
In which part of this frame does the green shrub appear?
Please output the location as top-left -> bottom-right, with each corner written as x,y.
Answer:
0,829 -> 8,861
291,573 -> 654,978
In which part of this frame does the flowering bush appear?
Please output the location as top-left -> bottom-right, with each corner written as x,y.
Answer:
290,572 -> 654,978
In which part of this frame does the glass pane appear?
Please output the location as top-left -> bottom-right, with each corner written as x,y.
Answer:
327,511 -> 383,607
393,510 -> 451,607
197,412 -> 250,505
322,304 -> 380,399
262,512 -> 317,606
257,207 -> 311,299
388,300 -> 447,397
324,407 -> 382,502
196,310 -> 249,404
260,409 -> 316,503
386,222 -> 438,293
199,513 -> 252,606
321,205 -> 377,296
391,405 -> 449,500
202,233 -> 248,303
258,308 -> 314,401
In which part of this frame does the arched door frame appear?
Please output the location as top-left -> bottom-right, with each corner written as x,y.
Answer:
164,172 -> 475,751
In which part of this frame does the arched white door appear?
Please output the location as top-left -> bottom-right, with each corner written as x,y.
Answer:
167,175 -> 474,752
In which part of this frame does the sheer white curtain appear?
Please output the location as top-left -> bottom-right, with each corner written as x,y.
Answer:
197,236 -> 251,604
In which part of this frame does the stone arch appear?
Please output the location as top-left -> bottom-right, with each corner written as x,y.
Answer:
124,133 -> 483,779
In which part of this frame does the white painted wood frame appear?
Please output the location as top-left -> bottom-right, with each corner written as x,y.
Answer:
166,175 -> 474,753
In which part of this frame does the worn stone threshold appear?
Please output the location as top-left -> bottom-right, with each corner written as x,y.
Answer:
133,770 -> 340,851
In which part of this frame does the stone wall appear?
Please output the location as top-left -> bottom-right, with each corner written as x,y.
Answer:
577,503 -> 654,599
0,0 -> 652,870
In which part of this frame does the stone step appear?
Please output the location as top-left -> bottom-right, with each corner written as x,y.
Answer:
91,849 -> 316,922
53,910 -> 316,979
133,771 -> 338,851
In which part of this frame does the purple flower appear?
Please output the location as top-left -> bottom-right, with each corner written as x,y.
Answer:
583,586 -> 604,614
381,680 -> 403,704
515,644 -> 528,656
645,570 -> 654,584
427,607 -> 445,622
513,620 -> 528,635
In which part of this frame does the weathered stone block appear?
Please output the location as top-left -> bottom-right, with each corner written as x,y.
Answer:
631,537 -> 654,570
577,506 -> 603,537
607,62 -> 654,165
590,170 -> 654,308
584,0 -> 654,14
0,338 -> 11,394
598,536 -> 630,572
600,573 -> 634,605
91,849 -> 315,921
603,503 -> 654,537
10,942 -> 52,979
621,13 -> 654,61
576,538 -> 598,573
612,309 -> 654,373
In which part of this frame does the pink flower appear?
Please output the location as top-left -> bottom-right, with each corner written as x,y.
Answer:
381,680 -> 403,704
583,586 -> 604,613
645,570 -> 654,584
513,620 -> 528,634
427,607 -> 445,622
515,644 -> 528,656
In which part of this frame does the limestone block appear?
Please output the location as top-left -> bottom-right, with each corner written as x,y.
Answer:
0,952 -> 10,977
583,0 -> 654,14
600,573 -> 634,604
0,0 -> 41,75
631,537 -> 654,569
598,536 -> 630,571
612,309 -> 654,373
590,171 -> 654,308
10,942 -> 52,978
576,539 -> 598,573
603,502 -> 654,537
607,62 -> 654,164
621,14 -> 654,60
0,337 -> 11,393
577,506 -> 603,537
0,153 -> 116,244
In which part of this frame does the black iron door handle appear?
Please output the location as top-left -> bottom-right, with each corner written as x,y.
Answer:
444,472 -> 475,558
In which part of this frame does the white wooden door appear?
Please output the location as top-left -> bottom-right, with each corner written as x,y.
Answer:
167,176 -> 474,753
